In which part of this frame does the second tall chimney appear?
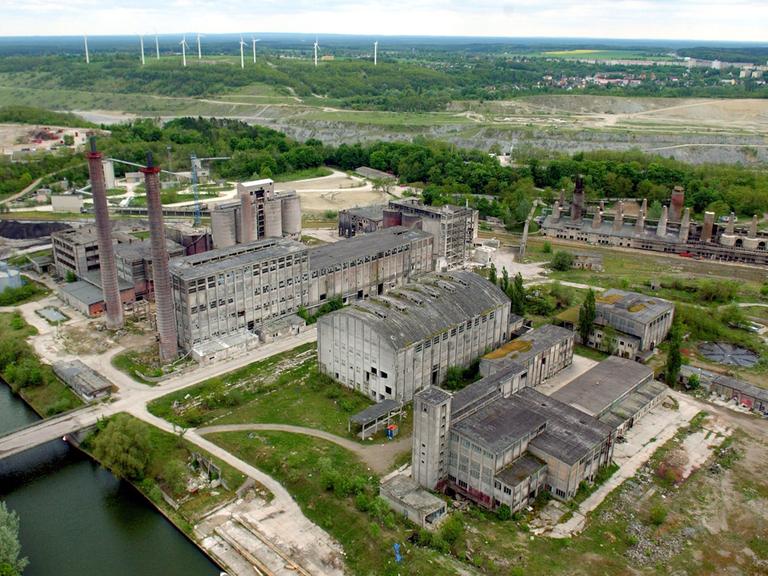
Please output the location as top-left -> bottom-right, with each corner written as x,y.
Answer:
87,138 -> 123,330
141,154 -> 179,363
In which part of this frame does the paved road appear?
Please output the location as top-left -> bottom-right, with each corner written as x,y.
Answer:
197,423 -> 411,475
0,327 -> 318,458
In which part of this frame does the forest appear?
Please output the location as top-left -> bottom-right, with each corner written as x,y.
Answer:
3,114 -> 767,225
0,52 -> 765,114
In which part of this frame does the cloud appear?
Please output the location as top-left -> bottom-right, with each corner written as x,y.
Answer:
0,0 -> 765,41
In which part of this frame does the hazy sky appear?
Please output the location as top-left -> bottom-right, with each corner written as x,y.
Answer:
1,0 -> 766,42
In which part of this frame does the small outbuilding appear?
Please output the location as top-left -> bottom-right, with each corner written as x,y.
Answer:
380,473 -> 447,530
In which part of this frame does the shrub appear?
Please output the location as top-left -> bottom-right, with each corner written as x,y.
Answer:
496,504 -> 511,521
550,250 -> 574,271
649,503 -> 668,526
542,241 -> 552,254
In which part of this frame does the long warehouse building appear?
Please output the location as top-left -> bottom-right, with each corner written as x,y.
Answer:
170,227 -> 434,355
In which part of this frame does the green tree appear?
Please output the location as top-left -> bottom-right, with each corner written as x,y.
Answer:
65,270 -> 77,283
0,501 -> 28,576
542,241 -> 552,254
92,415 -> 152,480
602,325 -> 618,355
496,504 -> 512,521
501,267 -> 510,294
488,262 -> 497,286
687,373 -> 701,390
578,289 -> 597,345
665,319 -> 683,386
550,251 -> 574,272
647,200 -> 663,220
161,460 -> 189,497
508,272 -> 526,316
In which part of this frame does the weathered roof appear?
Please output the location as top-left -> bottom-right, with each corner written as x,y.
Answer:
517,388 -> 613,465
349,399 -> 401,425
53,360 -> 112,395
482,324 -> 573,367
343,204 -> 387,221
596,289 -> 674,325
681,365 -> 768,403
552,356 -> 653,418
356,166 -> 396,181
496,453 -> 547,487
308,226 -> 431,272
453,396 -> 548,455
389,198 -> 473,218
542,214 -> 685,244
451,363 -> 524,417
380,474 -> 445,514
321,270 -> 509,350
60,281 -> 104,305
114,238 -> 184,262
169,238 -> 307,281
599,379 -> 668,430
416,387 -> 452,406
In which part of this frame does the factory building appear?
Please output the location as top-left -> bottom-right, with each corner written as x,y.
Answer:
338,205 -> 386,238
479,324 -> 575,383
680,365 -> 768,416
170,238 -> 310,357
307,227 -> 433,306
337,199 -> 478,268
58,271 -> 136,318
210,179 -> 301,249
541,184 -> 768,266
52,226 -> 108,279
170,226 -> 434,358
413,354 -> 667,511
317,271 -> 513,403
115,238 -> 185,299
556,289 -> 674,361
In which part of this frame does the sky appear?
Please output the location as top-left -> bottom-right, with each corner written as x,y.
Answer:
0,0 -> 766,42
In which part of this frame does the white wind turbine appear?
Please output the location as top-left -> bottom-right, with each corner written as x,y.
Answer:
251,38 -> 261,64
139,35 -> 145,65
84,35 -> 90,64
180,35 -> 189,67
155,34 -> 160,59
313,38 -> 319,67
196,33 -> 203,60
239,36 -> 247,69
374,40 -> 378,66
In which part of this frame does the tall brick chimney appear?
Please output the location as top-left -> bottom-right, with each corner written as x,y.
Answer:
141,153 -> 178,363
87,137 -> 123,330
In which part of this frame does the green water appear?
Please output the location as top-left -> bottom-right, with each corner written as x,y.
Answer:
0,383 -> 221,576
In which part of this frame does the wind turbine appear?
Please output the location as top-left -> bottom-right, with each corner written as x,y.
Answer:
180,35 -> 188,67
313,38 -> 319,67
139,35 -> 145,65
251,37 -> 261,64
155,34 -> 160,59
84,35 -> 90,64
196,33 -> 203,60
374,40 -> 378,66
239,36 -> 246,69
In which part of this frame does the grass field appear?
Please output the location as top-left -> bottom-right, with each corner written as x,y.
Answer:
207,430 -> 456,576
148,343 -> 380,438
272,166 -> 333,182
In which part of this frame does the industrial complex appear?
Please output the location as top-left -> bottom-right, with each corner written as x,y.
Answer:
542,179 -> 768,265
338,198 -> 478,269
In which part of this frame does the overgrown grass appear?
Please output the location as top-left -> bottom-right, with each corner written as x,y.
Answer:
207,431 -> 455,576
0,311 -> 81,416
111,346 -> 164,383
0,275 -> 49,306
272,166 -> 333,182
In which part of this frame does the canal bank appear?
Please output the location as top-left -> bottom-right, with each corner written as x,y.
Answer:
0,381 -> 223,576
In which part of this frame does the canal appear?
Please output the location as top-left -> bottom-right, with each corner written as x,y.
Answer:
0,382 -> 221,576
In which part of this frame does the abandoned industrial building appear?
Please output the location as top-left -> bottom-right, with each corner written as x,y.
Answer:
541,181 -> 768,265
479,323 -> 575,383
171,226 -> 434,357
680,365 -> 768,415
412,354 -> 667,513
338,198 -> 478,268
210,179 -> 301,249
317,271 -> 513,402
557,289 -> 674,361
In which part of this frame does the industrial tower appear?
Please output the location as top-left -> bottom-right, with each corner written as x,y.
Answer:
87,137 -> 124,330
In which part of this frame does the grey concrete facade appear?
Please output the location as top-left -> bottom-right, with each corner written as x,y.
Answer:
317,271 -> 513,403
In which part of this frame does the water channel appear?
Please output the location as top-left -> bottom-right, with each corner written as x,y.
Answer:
0,382 -> 221,576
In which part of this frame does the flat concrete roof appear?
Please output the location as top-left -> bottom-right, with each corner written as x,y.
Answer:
343,204 -> 386,221
114,238 -> 184,262
308,226 -> 431,272
53,360 -> 112,395
169,238 -> 307,281
597,289 -> 674,325
322,270 -> 509,350
453,395 -> 548,455
350,399 -> 401,425
483,324 -> 573,368
552,356 -> 653,418
517,388 -> 613,465
380,474 -> 445,514
496,453 -> 546,487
